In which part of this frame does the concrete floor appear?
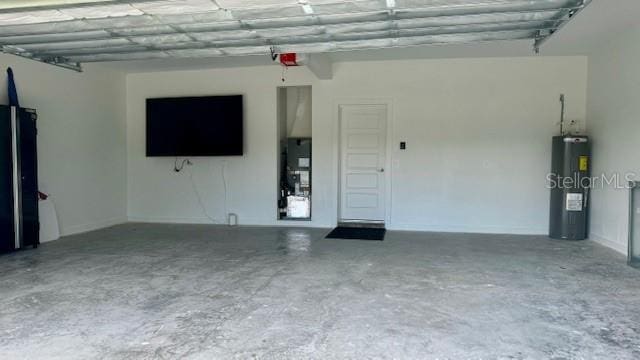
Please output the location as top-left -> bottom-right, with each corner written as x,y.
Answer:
0,224 -> 639,359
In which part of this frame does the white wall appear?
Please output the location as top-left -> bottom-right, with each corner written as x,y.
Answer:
285,86 -> 312,138
587,25 -> 640,254
126,56 -> 587,233
0,54 -> 127,236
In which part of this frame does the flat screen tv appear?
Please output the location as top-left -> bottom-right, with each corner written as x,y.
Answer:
146,95 -> 243,157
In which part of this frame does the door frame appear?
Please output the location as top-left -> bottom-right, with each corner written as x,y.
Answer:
334,98 -> 394,225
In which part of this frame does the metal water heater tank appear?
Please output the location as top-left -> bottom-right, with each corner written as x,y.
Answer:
549,136 -> 591,240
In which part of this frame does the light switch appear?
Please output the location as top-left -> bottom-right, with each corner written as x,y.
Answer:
400,142 -> 406,150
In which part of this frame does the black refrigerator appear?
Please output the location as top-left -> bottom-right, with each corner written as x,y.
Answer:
1,105 -> 39,253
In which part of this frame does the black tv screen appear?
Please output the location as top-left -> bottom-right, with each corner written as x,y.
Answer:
146,95 -> 243,157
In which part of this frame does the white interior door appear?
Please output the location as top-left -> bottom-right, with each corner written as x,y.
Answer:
339,104 -> 387,222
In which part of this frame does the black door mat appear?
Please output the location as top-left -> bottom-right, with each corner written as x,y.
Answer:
325,227 -> 386,241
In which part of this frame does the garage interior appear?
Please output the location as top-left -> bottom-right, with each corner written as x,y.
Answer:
1,0 -> 639,358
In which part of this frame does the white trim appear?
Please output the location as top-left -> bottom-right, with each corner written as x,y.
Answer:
275,84 -> 314,223
274,220 -> 332,228
589,232 -> 627,255
387,222 -> 547,235
58,216 -> 632,253
128,216 -> 550,235
61,217 -> 128,236
128,216 -> 333,228
128,216 -> 220,225
334,98 -> 394,225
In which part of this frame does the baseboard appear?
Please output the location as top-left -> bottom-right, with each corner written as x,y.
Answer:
61,216 -> 128,236
58,216 -> 630,256
127,216 -> 332,228
128,216 -> 224,225
387,222 -> 546,235
127,216 -> 548,234
589,232 -> 627,255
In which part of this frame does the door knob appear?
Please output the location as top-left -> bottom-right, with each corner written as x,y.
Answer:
378,168 -> 385,173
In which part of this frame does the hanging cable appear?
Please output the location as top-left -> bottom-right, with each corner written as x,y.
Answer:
188,164 -> 217,224
222,161 -> 228,219
174,157 -> 192,172
207,159 -> 229,222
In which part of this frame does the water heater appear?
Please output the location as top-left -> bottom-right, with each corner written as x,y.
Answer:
549,136 -> 590,240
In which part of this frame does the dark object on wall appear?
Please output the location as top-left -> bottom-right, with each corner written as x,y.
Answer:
0,106 -> 39,253
286,138 -> 311,189
628,182 -> 640,268
279,138 -> 311,220
549,136 -> 590,240
146,95 -> 243,157
7,68 -> 20,108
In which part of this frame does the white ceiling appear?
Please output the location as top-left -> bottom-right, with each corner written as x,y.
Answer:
0,1 -> 110,10
0,1 -> 585,69
89,0 -> 638,73
96,40 -> 537,72
2,0 -> 638,73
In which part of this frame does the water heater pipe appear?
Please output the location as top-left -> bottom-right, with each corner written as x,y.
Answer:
559,94 -> 566,136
